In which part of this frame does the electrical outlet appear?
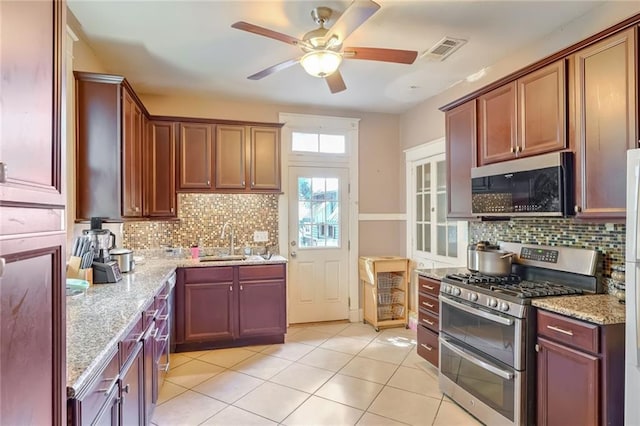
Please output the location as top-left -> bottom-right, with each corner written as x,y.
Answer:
254,231 -> 269,242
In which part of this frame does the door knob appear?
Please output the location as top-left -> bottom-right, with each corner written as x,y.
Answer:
290,251 -> 297,258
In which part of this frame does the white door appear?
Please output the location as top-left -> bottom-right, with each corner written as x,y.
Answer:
288,166 -> 349,323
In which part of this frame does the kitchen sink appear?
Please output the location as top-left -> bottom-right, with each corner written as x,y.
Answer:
199,255 -> 247,262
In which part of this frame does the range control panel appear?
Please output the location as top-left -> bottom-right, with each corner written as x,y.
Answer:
520,247 -> 558,263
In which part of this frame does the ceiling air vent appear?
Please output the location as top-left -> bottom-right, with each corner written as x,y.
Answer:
421,37 -> 467,61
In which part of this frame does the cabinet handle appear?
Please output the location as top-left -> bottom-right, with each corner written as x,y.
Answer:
206,180 -> 210,186
420,343 -> 433,352
240,285 -> 243,291
99,377 -> 118,396
229,285 -> 233,291
546,325 -> 574,336
157,314 -> 169,321
123,384 -> 130,394
516,146 -> 523,153
422,301 -> 434,308
0,257 -> 5,278
242,180 -> 245,186
251,181 -> 255,187
157,293 -> 170,301
170,207 -> 174,213
0,162 -> 6,183
422,318 -> 434,326
510,147 -> 516,153
135,207 -> 140,212
158,363 -> 170,372
574,205 -> 582,213
422,284 -> 434,290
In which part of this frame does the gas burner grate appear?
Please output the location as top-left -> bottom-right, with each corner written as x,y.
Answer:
447,273 -> 522,285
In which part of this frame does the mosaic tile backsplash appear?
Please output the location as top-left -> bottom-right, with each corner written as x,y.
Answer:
122,193 -> 279,254
469,218 -> 625,292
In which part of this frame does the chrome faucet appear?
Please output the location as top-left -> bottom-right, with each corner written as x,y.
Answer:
221,221 -> 235,256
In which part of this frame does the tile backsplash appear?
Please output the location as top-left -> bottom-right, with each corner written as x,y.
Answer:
469,218 -> 625,291
122,193 -> 279,253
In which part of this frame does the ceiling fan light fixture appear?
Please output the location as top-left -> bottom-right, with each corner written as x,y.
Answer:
300,50 -> 342,78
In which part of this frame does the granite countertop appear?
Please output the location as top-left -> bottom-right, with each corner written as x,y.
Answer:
415,266 -> 469,281
66,255 -> 288,398
532,294 -> 626,325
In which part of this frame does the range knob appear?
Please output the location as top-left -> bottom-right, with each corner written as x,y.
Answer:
442,284 -> 450,294
487,298 -> 498,308
452,287 -> 461,297
499,302 -> 510,312
468,292 -> 478,302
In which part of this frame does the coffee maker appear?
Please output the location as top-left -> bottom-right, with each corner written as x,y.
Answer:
83,218 -> 122,283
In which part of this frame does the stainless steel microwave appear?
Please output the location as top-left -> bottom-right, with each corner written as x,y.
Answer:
471,152 -> 573,217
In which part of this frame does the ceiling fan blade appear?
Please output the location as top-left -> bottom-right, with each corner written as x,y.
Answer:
343,47 -> 418,64
323,0 -> 381,45
248,58 -> 301,80
232,21 -> 309,48
325,71 -> 347,94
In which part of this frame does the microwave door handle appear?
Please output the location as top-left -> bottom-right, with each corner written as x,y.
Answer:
440,337 -> 514,380
441,296 -> 514,326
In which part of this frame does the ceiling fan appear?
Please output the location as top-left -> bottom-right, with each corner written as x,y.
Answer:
231,0 -> 418,94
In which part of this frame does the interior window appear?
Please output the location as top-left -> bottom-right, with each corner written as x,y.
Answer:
292,132 -> 345,154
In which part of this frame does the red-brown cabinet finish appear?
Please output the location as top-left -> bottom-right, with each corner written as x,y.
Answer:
184,281 -> 236,342
417,275 -> 440,367
478,82 -> 517,165
122,89 -> 144,217
238,265 -> 286,337
445,100 -> 476,218
178,122 -> 214,190
145,121 -> 177,217
517,60 -> 566,157
0,1 -> 66,425
215,125 -> 246,190
120,342 -> 144,426
250,127 -> 281,191
75,71 -> 147,221
571,28 -> 637,220
536,309 -> 625,426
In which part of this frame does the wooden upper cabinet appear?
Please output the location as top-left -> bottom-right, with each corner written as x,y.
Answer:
178,123 -> 214,190
74,72 -> 147,221
0,0 -> 64,207
478,82 -> 517,165
145,121 -> 176,218
122,89 -> 143,217
478,60 -> 567,166
445,100 -> 476,218
215,125 -> 246,190
250,127 -> 281,191
572,28 -> 637,220
518,60 -> 566,157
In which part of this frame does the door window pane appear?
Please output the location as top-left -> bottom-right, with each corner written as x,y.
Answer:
437,225 -> 446,256
298,177 -> 340,248
416,165 -> 423,192
437,161 -> 446,191
448,225 -> 458,257
292,132 -> 346,154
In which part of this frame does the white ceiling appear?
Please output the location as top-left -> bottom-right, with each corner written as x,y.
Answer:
68,0 -> 604,114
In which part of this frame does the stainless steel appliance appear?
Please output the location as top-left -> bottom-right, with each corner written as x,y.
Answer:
471,152 -> 573,217
110,248 -> 134,273
439,242 -> 599,426
82,228 -> 116,262
626,149 -> 640,422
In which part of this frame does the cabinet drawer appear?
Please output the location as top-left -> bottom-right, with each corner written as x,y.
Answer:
119,315 -> 144,368
239,264 -> 286,280
184,266 -> 234,283
78,348 -> 119,426
418,293 -> 439,315
418,276 -> 440,297
155,320 -> 169,362
537,309 -> 599,354
417,325 -> 439,367
418,308 -> 439,332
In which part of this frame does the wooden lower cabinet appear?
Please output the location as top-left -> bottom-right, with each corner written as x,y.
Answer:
536,309 -> 625,426
120,342 -> 144,426
416,276 -> 441,367
175,264 -> 287,351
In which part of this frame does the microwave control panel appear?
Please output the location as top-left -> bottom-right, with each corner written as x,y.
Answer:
520,247 -> 559,263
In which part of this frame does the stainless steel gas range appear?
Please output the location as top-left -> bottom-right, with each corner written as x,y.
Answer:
438,242 -> 600,426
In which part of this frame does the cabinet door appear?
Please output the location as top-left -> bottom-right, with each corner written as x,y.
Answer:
478,82 -> 517,165
572,28 -> 636,219
146,121 -> 176,217
445,100 -> 476,218
250,127 -> 281,191
120,342 -> 144,426
215,125 -> 246,190
184,282 -> 235,342
179,122 -> 214,189
122,90 -> 144,217
537,336 -> 599,426
517,60 -> 566,157
238,279 -> 286,337
0,233 -> 66,426
142,323 -> 156,423
0,0 -> 64,207
91,386 -> 119,426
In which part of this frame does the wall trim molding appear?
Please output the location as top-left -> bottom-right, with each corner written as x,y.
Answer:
359,213 -> 406,221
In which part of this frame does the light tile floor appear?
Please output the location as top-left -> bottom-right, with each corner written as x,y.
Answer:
152,323 -> 483,426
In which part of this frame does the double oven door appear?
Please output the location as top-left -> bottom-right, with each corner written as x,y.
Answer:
439,293 -> 531,426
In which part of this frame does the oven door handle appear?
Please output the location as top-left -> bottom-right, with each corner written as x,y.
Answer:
441,296 -> 514,326
440,337 -> 515,380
